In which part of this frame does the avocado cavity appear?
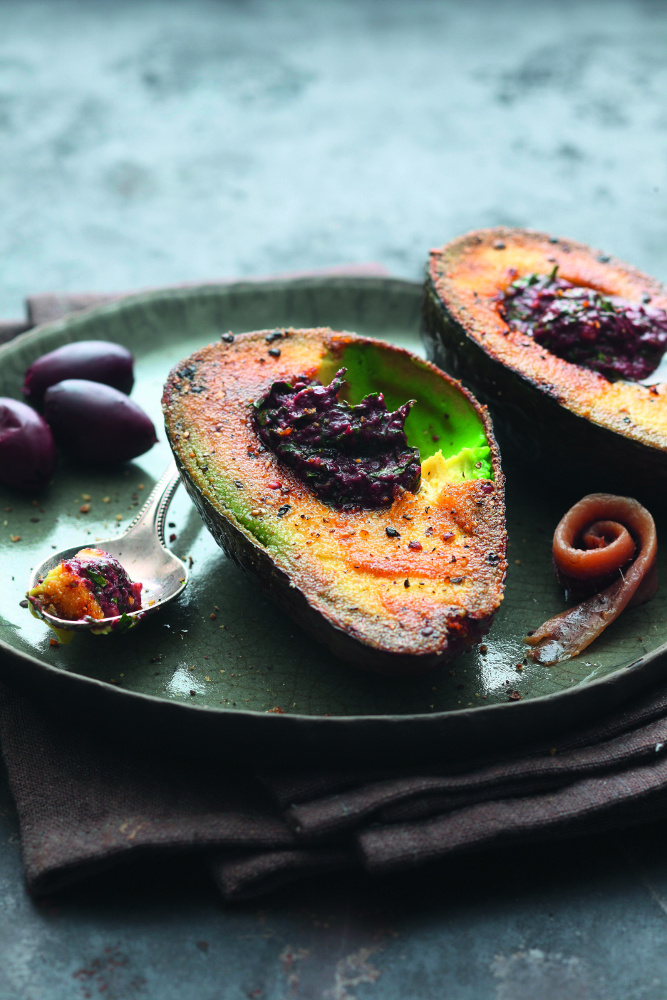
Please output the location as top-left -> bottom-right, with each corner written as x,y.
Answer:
254,362 -> 492,509
501,269 -> 667,381
253,368 -> 421,509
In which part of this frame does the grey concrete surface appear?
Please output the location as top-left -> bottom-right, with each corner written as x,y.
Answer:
4,747 -> 667,1000
3,1 -> 667,997
1,0 -> 667,320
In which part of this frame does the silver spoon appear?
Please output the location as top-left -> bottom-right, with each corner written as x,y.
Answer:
27,462 -> 188,637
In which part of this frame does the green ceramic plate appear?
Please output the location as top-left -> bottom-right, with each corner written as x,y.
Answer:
0,277 -> 665,766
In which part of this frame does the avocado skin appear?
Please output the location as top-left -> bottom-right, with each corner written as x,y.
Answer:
163,328 -> 506,676
423,227 -> 667,505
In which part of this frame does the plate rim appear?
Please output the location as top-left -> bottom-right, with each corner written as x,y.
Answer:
1,275 -> 665,758
1,273 -> 424,373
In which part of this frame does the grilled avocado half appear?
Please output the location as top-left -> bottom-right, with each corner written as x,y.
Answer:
162,328 -> 506,675
423,227 -> 667,503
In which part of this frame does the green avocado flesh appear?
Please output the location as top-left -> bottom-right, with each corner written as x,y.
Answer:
163,328 -> 506,675
317,338 -> 493,477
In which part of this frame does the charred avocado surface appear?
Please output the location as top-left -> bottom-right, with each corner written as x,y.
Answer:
163,328 -> 506,675
423,227 -> 667,502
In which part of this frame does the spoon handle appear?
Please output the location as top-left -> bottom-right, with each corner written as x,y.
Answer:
121,462 -> 182,547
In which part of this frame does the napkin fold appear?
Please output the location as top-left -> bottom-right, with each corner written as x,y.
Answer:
2,273 -> 667,902
4,680 -> 667,901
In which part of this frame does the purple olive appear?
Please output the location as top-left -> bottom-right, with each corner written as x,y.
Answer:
23,340 -> 134,408
0,398 -> 57,490
43,380 -> 157,464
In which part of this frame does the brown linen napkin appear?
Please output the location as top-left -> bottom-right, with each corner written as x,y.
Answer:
4,680 -> 667,901
0,320 -> 29,345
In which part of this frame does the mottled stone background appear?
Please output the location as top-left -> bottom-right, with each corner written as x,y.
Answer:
2,0 -> 666,319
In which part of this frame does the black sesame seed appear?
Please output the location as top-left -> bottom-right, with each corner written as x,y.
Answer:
265,330 -> 284,343
221,333 -> 234,343
386,527 -> 400,538
268,348 -> 281,358
277,504 -> 291,517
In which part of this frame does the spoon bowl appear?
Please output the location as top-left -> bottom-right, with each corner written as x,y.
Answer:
28,463 -> 188,635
